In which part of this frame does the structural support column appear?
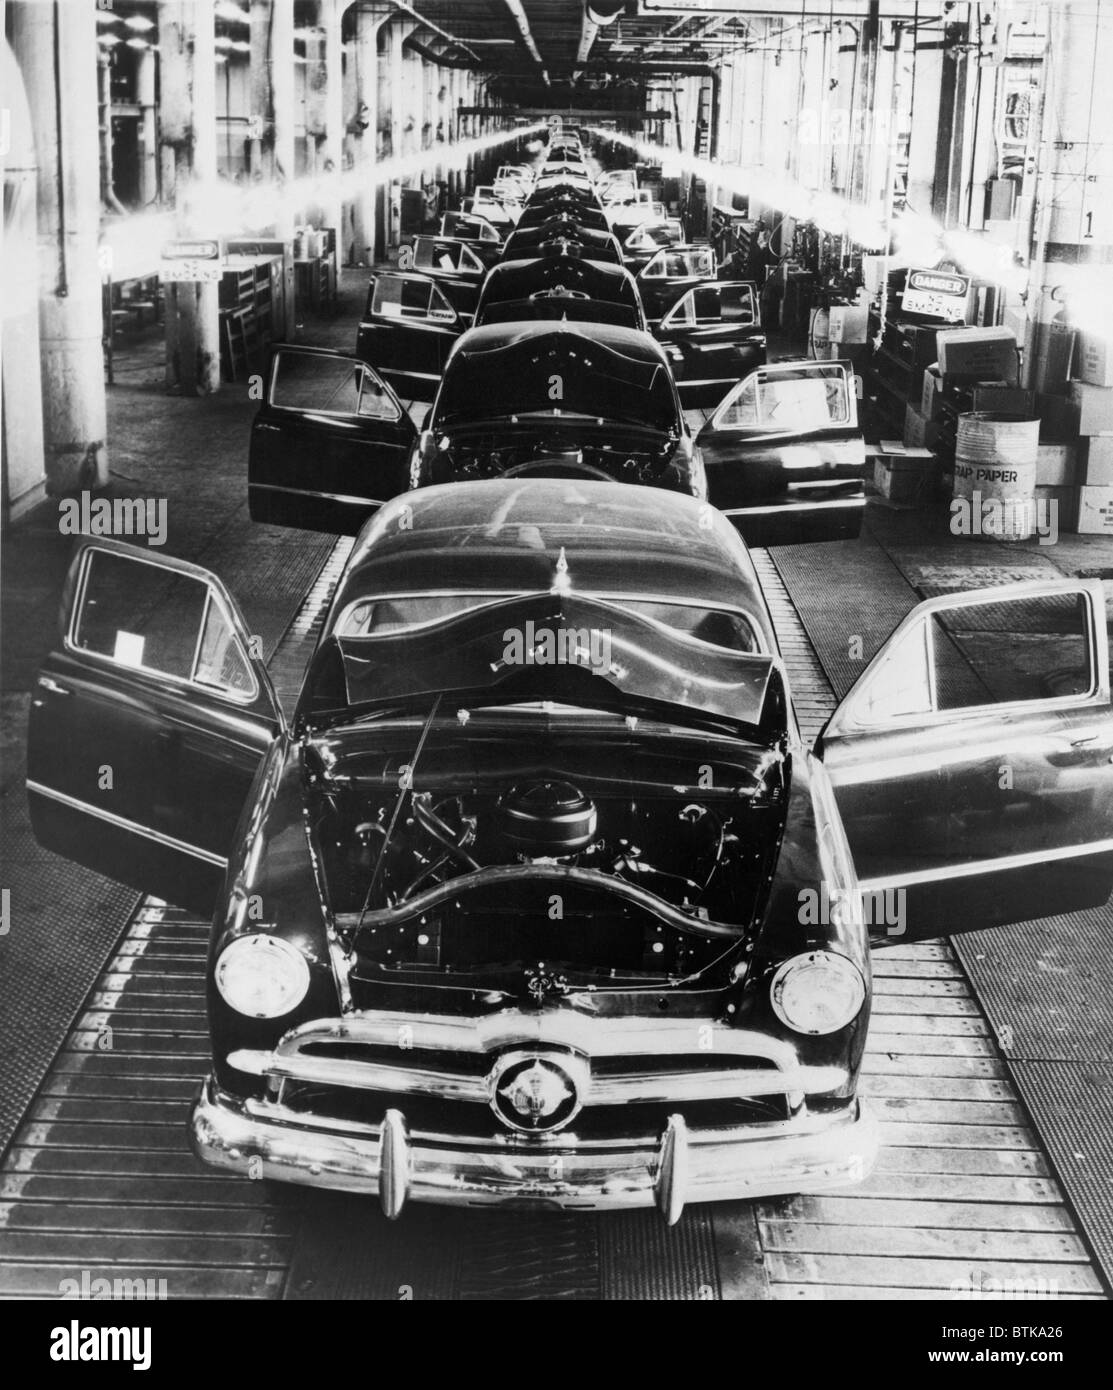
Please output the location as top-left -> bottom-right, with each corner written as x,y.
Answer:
248,0 -> 270,176
383,18 -> 417,252
447,66 -> 461,202
271,0 -> 295,193
348,3 -> 390,265
1,36 -> 47,522
9,0 -> 108,492
159,0 -> 221,395
136,46 -> 159,206
904,29 -> 943,219
319,0 -> 345,241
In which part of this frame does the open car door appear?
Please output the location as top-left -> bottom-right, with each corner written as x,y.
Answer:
654,281 -> 766,407
696,358 -> 866,545
437,213 -> 503,267
636,245 -> 718,322
356,271 -> 463,402
249,346 -> 416,535
814,579 -> 1113,945
27,539 -> 283,915
398,236 -> 485,320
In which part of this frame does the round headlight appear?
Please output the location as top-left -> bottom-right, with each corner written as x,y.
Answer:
770,952 -> 866,1036
215,935 -> 311,1019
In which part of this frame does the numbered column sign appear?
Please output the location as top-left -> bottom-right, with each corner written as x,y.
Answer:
161,240 -> 223,283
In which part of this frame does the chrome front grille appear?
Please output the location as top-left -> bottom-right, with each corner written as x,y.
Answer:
227,1009 -> 847,1132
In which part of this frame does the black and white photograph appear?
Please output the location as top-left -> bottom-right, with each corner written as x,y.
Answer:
0,0 -> 1111,1336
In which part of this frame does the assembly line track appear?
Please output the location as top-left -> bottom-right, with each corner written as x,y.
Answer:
0,540 -> 1103,1299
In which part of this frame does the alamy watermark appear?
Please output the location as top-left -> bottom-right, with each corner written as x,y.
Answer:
50,1321 -> 152,1371
949,488 -> 1059,545
500,620 -> 613,677
59,1270 -> 166,1301
798,883 -> 907,937
58,492 -> 167,548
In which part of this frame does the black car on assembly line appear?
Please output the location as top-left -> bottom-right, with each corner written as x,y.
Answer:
248,326 -> 865,546
27,482 -> 1113,1220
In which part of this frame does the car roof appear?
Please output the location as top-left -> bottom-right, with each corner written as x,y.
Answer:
442,317 -> 669,366
479,255 -> 639,293
331,480 -> 773,643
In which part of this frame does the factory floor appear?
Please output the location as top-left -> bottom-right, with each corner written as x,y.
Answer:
2,268 -> 1112,1297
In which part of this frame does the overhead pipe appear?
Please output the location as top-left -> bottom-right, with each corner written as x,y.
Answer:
502,0 -> 551,85
577,18 -> 598,67
404,34 -> 475,70
586,1 -> 625,22
378,1 -> 481,65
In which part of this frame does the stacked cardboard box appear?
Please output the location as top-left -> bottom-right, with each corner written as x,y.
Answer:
903,325 -> 1113,531
872,442 -> 941,504
1066,333 -> 1113,533
906,328 -> 1028,477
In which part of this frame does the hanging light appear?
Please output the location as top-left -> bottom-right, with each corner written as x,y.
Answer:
124,15 -> 156,32
98,33 -> 122,47
126,37 -> 153,50
96,12 -> 119,26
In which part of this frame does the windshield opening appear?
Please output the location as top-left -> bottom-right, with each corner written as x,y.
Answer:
336,593 -> 761,652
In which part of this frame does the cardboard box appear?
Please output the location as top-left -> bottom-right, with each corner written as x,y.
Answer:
1003,305 -> 1030,343
921,366 -> 944,419
1083,434 -> 1113,486
1038,392 -> 1082,442
1074,333 -> 1113,388
1072,484 -> 1113,535
936,326 -> 1019,382
904,404 -> 935,449
1035,484 -> 1072,512
1035,442 -> 1079,487
874,451 -> 940,504
971,384 -> 1037,417
828,302 -> 869,345
1070,380 -> 1113,435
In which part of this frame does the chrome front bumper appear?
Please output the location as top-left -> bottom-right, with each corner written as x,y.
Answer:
189,1077 -> 879,1224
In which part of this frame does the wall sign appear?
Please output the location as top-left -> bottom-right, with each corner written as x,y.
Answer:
160,240 -> 222,283
902,268 -> 972,323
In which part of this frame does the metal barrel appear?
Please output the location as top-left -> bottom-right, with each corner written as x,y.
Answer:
953,411 -> 1040,541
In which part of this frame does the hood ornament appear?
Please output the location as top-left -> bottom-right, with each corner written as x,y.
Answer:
488,1048 -> 587,1133
551,547 -> 571,596
524,961 -> 569,1005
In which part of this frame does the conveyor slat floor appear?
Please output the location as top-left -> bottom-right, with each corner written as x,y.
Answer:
0,545 -> 1103,1299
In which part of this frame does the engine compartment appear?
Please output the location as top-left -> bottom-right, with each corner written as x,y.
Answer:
311,738 -> 787,992
428,427 -> 677,487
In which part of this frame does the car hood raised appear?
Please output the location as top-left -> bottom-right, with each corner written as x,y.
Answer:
320,591 -> 775,732
436,327 -> 676,431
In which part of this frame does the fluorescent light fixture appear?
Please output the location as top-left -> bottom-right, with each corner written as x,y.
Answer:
124,15 -> 155,32
214,1 -> 250,22
125,37 -> 152,50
